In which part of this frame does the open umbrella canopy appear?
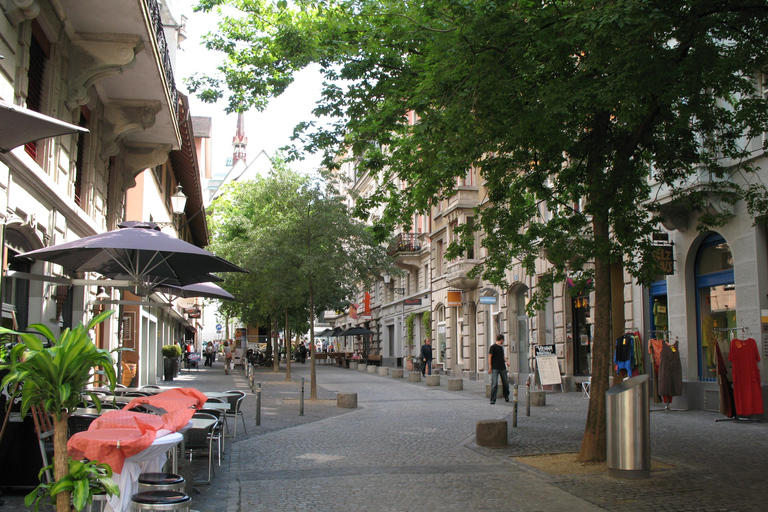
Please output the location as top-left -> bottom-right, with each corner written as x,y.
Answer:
156,282 -> 237,301
315,328 -> 333,337
0,100 -> 88,152
329,327 -> 345,337
340,326 -> 375,336
19,221 -> 247,288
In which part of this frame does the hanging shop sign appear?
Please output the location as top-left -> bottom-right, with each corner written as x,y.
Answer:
447,290 -> 462,307
653,243 -> 675,275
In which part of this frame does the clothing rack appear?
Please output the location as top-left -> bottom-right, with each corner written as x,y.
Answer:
713,327 -> 761,423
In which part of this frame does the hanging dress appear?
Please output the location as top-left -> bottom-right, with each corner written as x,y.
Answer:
729,338 -> 764,416
658,340 -> 683,398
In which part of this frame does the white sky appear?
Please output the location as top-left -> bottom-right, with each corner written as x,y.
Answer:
177,6 -> 325,178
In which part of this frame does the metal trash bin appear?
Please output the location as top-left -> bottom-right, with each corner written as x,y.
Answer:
606,374 -> 650,479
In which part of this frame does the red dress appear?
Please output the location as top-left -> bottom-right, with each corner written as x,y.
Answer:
728,338 -> 764,416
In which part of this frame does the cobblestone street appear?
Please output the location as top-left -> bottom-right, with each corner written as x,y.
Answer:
3,361 -> 768,511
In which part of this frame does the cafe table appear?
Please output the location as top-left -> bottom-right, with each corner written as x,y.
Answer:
68,428 -> 183,512
200,401 -> 230,412
203,391 -> 239,399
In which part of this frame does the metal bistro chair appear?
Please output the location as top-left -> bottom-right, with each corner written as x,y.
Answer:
204,398 -> 229,433
199,409 -> 226,465
184,415 -> 216,483
67,414 -> 99,437
224,390 -> 247,438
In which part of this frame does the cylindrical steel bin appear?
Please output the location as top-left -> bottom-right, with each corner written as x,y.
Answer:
138,473 -> 186,493
606,374 -> 650,479
131,490 -> 191,512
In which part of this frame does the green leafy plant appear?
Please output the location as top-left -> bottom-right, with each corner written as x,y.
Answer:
162,344 -> 181,358
422,311 -> 432,341
25,458 -> 119,512
0,309 -> 117,511
405,313 -> 415,354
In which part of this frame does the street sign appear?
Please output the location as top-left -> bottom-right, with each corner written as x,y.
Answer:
479,296 -> 497,304
216,324 -> 222,331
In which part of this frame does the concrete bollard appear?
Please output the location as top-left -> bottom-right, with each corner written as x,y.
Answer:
408,372 -> 422,383
486,384 -> 492,399
476,419 -> 508,447
378,367 -> 390,376
426,375 -> 440,386
337,393 -> 358,409
349,361 -> 358,370
391,369 -> 404,379
367,365 -> 377,374
530,390 -> 546,406
358,364 -> 367,372
448,378 -> 463,391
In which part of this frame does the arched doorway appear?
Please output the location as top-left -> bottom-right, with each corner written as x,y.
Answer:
695,233 -> 735,382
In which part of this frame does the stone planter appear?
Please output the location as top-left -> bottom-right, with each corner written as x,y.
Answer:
163,358 -> 174,381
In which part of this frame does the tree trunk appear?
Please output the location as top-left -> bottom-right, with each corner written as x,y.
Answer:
285,309 -> 292,381
272,318 -> 279,373
308,280 -> 318,400
577,217 -> 612,462
54,414 -> 71,512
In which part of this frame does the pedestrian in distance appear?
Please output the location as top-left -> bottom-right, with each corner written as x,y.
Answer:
223,340 -> 233,375
205,341 -> 214,366
420,338 -> 433,376
488,334 -> 510,404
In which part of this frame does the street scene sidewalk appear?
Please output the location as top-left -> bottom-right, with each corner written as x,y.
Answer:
3,358 -> 768,511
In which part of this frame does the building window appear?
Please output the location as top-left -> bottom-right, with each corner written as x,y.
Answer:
74,109 -> 90,207
25,21 -> 50,160
436,240 -> 444,275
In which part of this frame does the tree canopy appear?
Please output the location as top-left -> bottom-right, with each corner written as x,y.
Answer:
192,0 -> 768,460
208,164 -> 389,396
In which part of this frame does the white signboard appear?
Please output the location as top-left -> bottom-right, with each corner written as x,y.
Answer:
536,355 -> 562,386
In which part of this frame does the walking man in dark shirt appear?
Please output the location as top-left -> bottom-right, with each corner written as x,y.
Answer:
488,334 -> 510,404
420,338 -> 433,376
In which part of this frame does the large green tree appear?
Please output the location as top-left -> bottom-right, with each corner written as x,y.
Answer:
192,0 -> 768,460
209,165 -> 388,398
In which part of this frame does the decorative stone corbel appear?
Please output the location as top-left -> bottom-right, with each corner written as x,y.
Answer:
4,0 -> 40,26
67,33 -> 144,111
100,100 -> 161,159
123,142 -> 171,189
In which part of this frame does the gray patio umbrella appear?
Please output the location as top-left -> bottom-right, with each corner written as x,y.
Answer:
19,221 -> 247,288
0,100 -> 88,152
156,282 -> 237,301
339,326 -> 374,336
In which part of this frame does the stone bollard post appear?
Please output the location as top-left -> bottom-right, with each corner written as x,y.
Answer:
337,393 -> 358,409
448,378 -> 463,391
426,375 -> 440,386
378,367 -> 390,376
349,361 -> 358,370
358,364 -> 368,372
408,372 -> 422,383
486,384 -> 492,399
391,369 -> 404,379
476,420 -> 508,447
367,365 -> 377,374
530,390 -> 546,406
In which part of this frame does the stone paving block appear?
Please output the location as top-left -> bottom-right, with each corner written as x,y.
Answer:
448,378 -> 463,391
391,369 -> 404,378
426,375 -> 440,386
476,419 -> 508,447
408,371 -> 421,382
337,392 -> 358,408
378,366 -> 390,376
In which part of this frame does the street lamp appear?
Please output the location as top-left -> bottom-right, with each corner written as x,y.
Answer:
382,271 -> 405,295
154,184 -> 188,228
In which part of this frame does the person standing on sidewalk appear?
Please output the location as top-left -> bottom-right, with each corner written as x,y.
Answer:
488,334 -> 510,404
420,338 -> 433,376
223,340 -> 232,375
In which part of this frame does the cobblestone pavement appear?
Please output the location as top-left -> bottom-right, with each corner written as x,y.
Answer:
3,359 -> 768,511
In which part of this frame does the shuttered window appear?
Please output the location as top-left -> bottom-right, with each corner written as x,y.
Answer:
24,22 -> 50,160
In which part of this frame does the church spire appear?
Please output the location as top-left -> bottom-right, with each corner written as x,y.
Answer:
232,112 -> 247,166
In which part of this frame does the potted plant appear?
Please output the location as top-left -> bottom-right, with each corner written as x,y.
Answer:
26,458 -> 119,512
0,310 -> 118,512
162,344 -> 181,381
